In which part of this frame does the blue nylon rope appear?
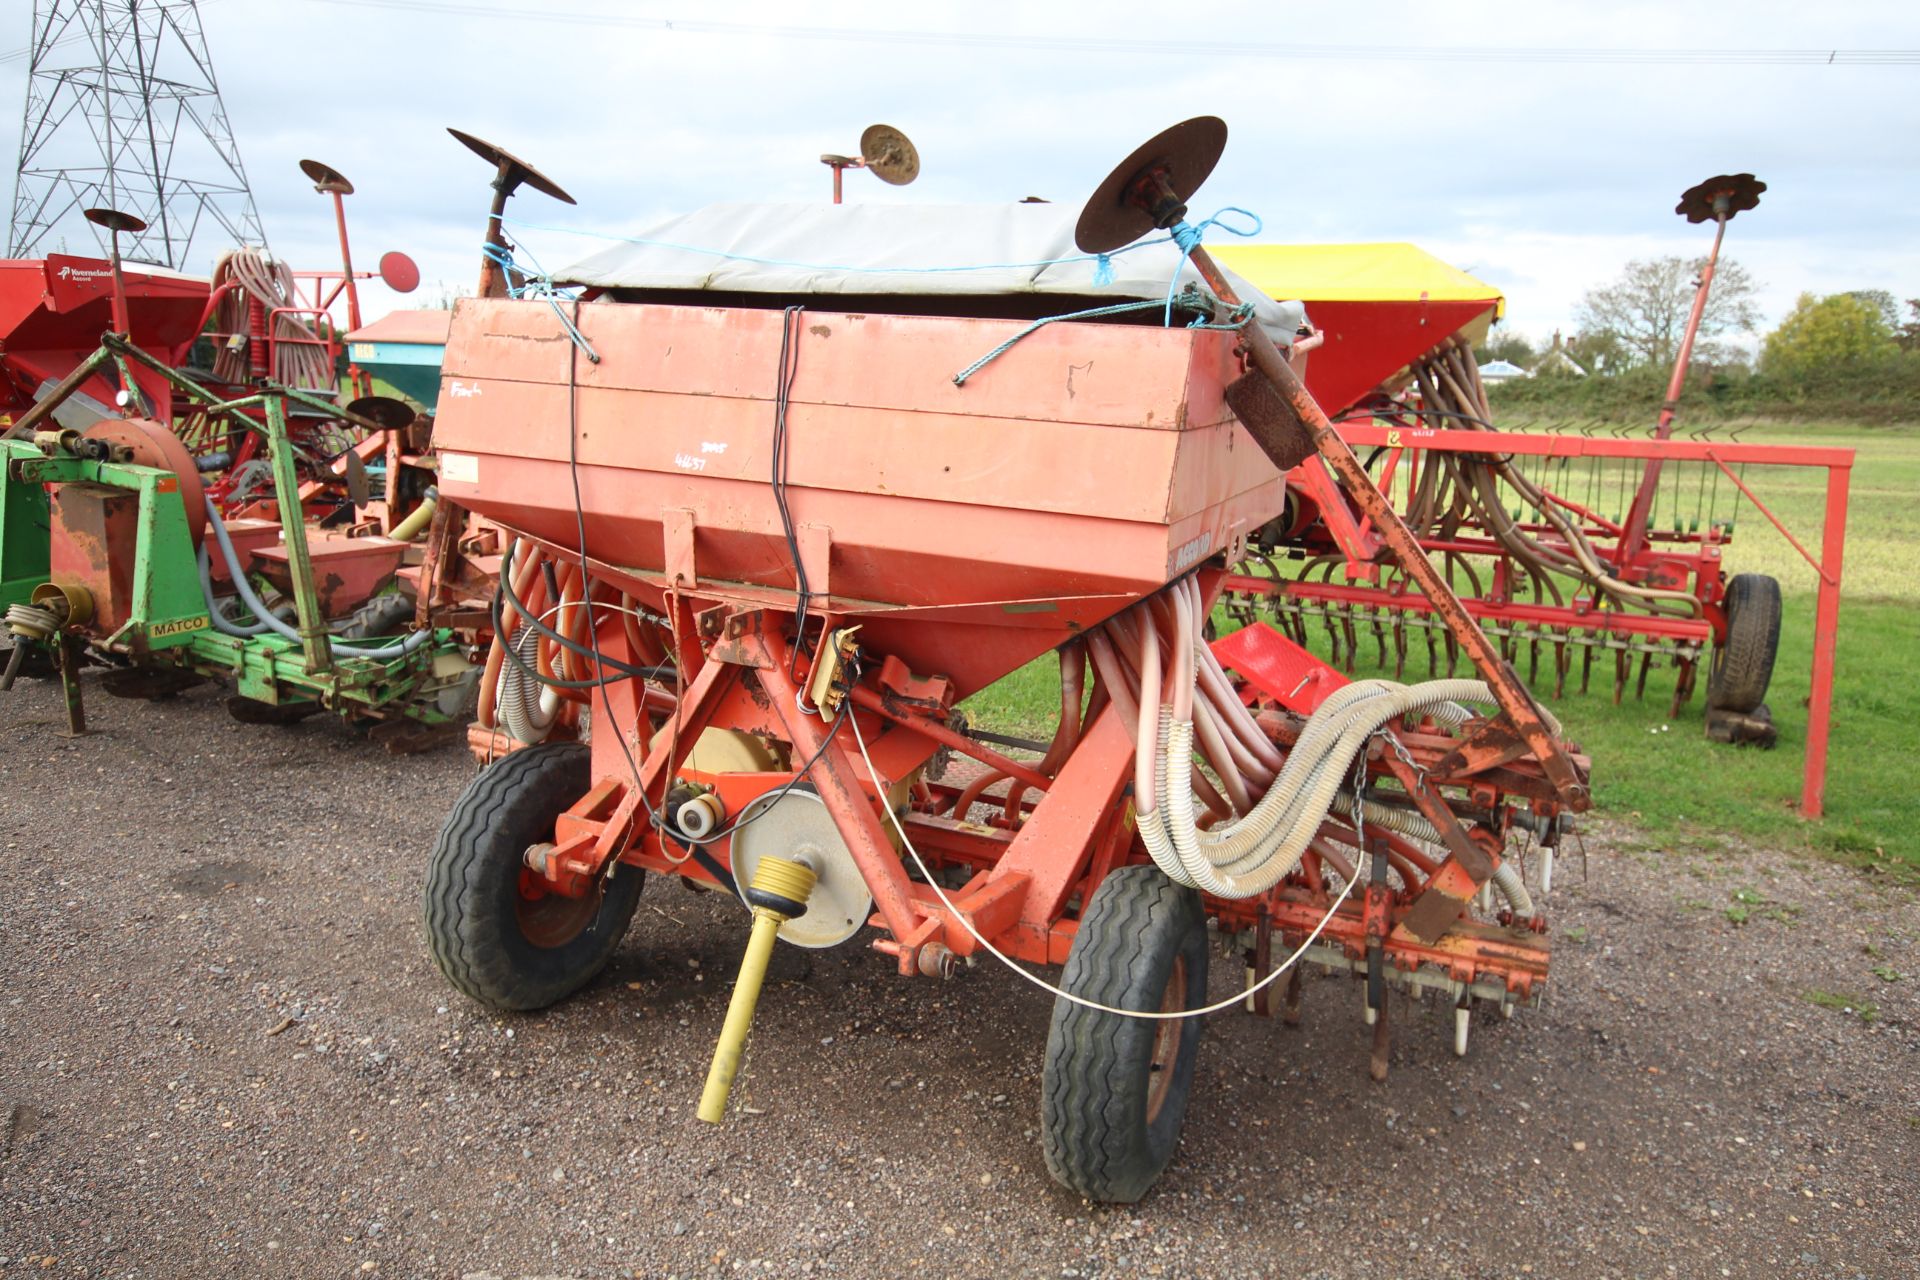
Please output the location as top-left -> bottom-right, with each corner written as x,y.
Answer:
480,240 -> 600,362
482,203 -> 1264,380
496,213 -> 1220,280
1162,206 -> 1263,324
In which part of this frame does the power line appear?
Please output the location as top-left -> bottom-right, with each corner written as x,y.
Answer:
0,0 -> 226,67
8,0 -> 264,269
7,1 -> 1913,68
281,1 -> 1920,67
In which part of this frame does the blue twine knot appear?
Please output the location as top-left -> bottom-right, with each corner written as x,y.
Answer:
1163,205 -> 1265,326
479,242 -> 600,362
1093,253 -> 1115,286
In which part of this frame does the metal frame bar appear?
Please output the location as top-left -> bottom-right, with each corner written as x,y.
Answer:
1319,422 -> 1852,819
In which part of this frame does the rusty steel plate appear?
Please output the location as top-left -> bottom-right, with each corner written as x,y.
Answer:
378,250 -> 421,293
859,124 -> 920,186
83,207 -> 147,234
82,417 -> 206,549
1676,173 -> 1765,224
1074,116 -> 1228,254
299,158 -> 354,194
446,128 -> 577,205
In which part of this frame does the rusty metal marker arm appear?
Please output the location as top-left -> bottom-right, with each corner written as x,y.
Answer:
1073,116 -> 1588,813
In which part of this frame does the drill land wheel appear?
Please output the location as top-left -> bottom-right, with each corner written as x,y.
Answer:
337,591 -> 416,639
425,742 -> 644,1011
1706,573 -> 1781,714
1041,865 -> 1208,1203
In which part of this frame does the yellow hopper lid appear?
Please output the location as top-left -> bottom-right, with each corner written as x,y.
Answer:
1206,242 -> 1504,317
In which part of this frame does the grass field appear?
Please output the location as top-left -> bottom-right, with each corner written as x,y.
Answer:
963,420 -> 1919,872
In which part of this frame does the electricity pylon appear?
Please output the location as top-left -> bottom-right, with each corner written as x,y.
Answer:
8,0 -> 266,269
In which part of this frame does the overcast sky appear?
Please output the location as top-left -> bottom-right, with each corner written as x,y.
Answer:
6,0 -> 1917,346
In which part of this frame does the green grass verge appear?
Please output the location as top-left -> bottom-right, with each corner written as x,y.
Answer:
962,420 -> 1917,874
1549,589 -> 1911,869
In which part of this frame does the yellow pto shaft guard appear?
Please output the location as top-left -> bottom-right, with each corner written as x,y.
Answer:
696,854 -> 817,1123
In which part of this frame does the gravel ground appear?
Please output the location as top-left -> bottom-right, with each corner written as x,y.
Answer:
2,671 -> 1917,1280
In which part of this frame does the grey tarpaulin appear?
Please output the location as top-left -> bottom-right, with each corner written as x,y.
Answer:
553,202 -> 1307,347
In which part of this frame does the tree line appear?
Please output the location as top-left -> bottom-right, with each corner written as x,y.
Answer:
1473,256 -> 1920,422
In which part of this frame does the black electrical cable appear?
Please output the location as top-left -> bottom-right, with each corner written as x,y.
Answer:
489,582 -> 676,690
496,542 -> 668,681
670,690 -> 854,848
655,687 -> 857,907
769,304 -> 815,681
554,301 -> 659,844
532,296 -> 860,904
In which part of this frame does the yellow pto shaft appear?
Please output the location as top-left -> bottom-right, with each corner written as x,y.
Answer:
388,493 -> 438,543
696,855 -> 817,1124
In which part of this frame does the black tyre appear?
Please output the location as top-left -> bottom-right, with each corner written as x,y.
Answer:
1041,865 -> 1208,1203
338,592 -> 415,639
1706,573 -> 1781,714
425,742 -> 644,1011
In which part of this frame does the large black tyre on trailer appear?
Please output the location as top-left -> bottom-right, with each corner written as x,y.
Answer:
1041,864 -> 1209,1203
1706,573 -> 1782,714
425,741 -> 644,1011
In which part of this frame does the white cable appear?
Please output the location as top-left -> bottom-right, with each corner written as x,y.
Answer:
846,708 -> 1359,1021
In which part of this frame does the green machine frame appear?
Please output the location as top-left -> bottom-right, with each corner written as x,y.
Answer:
1,335 -> 473,738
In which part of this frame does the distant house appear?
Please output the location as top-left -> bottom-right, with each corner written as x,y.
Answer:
1479,358 -> 1528,381
1530,330 -> 1588,377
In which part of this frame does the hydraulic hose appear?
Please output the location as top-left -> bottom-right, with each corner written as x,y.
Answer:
197,544 -> 273,637
1126,576 -> 1540,899
202,496 -> 432,661
1106,574 -> 1554,907
1157,680 -> 1487,899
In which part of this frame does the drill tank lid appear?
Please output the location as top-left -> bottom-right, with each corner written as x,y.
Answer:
551,202 -> 1305,348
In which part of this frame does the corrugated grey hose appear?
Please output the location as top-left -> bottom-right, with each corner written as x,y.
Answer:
497,625 -> 560,745
1141,679 -> 1492,899
198,544 -> 273,637
201,496 -> 431,661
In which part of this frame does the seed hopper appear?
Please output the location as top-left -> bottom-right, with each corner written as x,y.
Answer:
426,118 -> 1589,1201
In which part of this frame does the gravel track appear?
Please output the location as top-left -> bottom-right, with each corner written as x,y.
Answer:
2,672 -> 1916,1279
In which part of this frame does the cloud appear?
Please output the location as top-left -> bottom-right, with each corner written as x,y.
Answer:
4,0 -> 1916,340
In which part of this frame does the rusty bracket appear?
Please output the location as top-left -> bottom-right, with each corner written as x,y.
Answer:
874,652 -> 954,713
932,871 -> 1031,956
412,495 -> 460,631
1373,735 -> 1499,945
704,608 -> 774,668
1224,367 -> 1314,471
1430,717 -> 1533,778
